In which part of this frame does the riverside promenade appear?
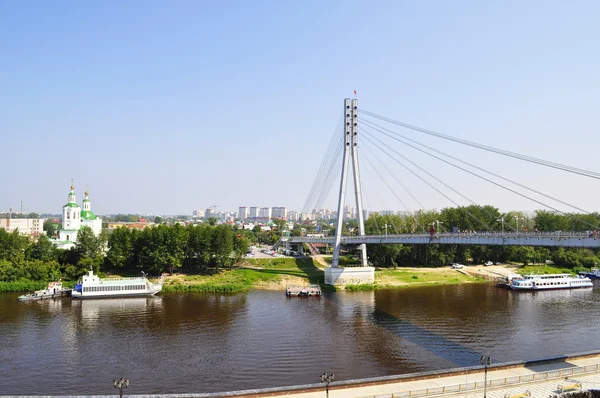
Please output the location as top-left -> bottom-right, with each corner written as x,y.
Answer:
274,352 -> 600,398
2,352 -> 600,398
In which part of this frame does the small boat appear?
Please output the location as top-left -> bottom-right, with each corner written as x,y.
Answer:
579,268 -> 600,279
72,270 -> 164,299
18,281 -> 72,301
496,273 -> 523,289
509,273 -> 593,291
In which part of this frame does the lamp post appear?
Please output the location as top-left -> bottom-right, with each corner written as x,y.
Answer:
113,377 -> 129,398
497,216 -> 505,234
320,372 -> 334,398
514,216 -> 523,236
480,356 -> 491,398
435,220 -> 443,236
384,224 -> 389,237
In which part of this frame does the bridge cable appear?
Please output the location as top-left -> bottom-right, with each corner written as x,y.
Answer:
362,130 -> 496,232
360,146 -> 408,234
362,136 -> 425,210
361,118 -> 592,215
361,110 -> 600,180
303,114 -> 343,213
301,112 -> 344,214
362,121 -> 600,231
312,138 -> 344,211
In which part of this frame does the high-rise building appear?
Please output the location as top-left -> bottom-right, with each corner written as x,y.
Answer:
271,206 -> 287,219
238,206 -> 248,220
288,211 -> 299,222
204,208 -> 214,219
249,207 -> 259,218
259,207 -> 272,220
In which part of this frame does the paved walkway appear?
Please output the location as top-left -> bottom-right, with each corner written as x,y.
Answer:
273,355 -> 600,398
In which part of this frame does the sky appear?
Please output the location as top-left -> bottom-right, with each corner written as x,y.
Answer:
1,1 -> 599,216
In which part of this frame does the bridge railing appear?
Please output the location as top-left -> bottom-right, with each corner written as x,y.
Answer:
288,231 -> 597,240
355,362 -> 600,398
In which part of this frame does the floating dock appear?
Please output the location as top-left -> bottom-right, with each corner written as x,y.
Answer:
286,284 -> 321,297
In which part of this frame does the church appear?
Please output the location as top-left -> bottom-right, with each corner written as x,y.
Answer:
54,183 -> 102,250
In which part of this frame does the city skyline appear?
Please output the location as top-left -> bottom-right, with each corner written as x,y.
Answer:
2,1 -> 600,214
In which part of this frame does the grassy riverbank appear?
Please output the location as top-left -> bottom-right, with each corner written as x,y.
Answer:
162,257 -> 325,293
4,259 -> 561,294
162,258 -> 486,293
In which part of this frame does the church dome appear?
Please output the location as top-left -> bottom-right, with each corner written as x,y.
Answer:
81,210 -> 96,220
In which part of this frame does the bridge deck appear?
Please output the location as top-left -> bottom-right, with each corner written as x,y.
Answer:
284,232 -> 600,248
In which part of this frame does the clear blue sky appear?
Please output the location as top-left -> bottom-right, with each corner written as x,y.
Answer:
1,1 -> 599,215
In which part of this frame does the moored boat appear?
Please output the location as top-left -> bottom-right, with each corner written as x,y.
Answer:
579,268 -> 600,279
509,273 -> 592,291
72,270 -> 164,299
18,281 -> 72,301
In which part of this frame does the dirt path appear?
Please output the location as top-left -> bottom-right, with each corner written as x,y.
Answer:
311,255 -> 328,268
462,264 -> 521,280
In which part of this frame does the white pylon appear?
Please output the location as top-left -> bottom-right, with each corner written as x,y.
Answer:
332,98 -> 367,267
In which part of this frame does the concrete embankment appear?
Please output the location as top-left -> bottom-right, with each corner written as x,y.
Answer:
4,351 -> 600,398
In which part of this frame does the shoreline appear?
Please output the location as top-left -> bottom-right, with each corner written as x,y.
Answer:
0,259 -> 577,294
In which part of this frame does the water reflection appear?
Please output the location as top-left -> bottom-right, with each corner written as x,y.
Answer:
1,285 -> 600,395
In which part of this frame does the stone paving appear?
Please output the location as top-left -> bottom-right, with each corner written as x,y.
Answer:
273,355 -> 600,398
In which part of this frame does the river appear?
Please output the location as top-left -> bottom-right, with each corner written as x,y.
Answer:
1,282 -> 599,395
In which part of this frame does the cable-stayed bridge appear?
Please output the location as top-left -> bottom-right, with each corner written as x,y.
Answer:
289,98 -> 600,283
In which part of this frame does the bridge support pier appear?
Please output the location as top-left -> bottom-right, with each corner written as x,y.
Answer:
325,266 -> 374,286
327,98 -> 374,285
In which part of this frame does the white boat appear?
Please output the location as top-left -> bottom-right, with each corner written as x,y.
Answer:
18,281 -> 72,301
72,270 -> 164,299
509,273 -> 593,291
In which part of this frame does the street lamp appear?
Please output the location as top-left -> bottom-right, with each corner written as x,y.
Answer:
480,356 -> 492,398
497,216 -> 505,234
384,224 -> 389,237
113,377 -> 129,398
435,220 -> 443,236
320,372 -> 334,398
514,216 -> 524,235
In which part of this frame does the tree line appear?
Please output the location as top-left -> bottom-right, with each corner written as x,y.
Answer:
362,206 -> 600,270
1,205 -> 600,285
0,223 -> 253,283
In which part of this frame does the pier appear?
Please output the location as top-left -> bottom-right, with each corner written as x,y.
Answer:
286,284 -> 321,297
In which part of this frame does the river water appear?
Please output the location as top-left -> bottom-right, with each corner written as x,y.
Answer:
1,282 -> 600,395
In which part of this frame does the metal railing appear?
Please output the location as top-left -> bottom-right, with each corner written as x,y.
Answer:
356,363 -> 600,398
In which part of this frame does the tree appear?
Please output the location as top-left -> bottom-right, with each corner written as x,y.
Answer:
233,235 -> 250,264
43,219 -> 60,238
533,210 -> 569,232
26,235 -> 59,262
154,216 -> 163,224
107,227 -> 133,269
76,226 -> 103,260
212,224 -> 233,272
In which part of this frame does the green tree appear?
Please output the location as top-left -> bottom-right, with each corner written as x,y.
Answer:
212,224 -> 233,272
76,226 -> 103,259
106,227 -> 133,269
26,235 -> 59,262
533,210 -> 570,232
233,234 -> 250,264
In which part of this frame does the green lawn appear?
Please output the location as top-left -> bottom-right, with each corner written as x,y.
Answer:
517,265 -> 575,275
163,258 -> 325,293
